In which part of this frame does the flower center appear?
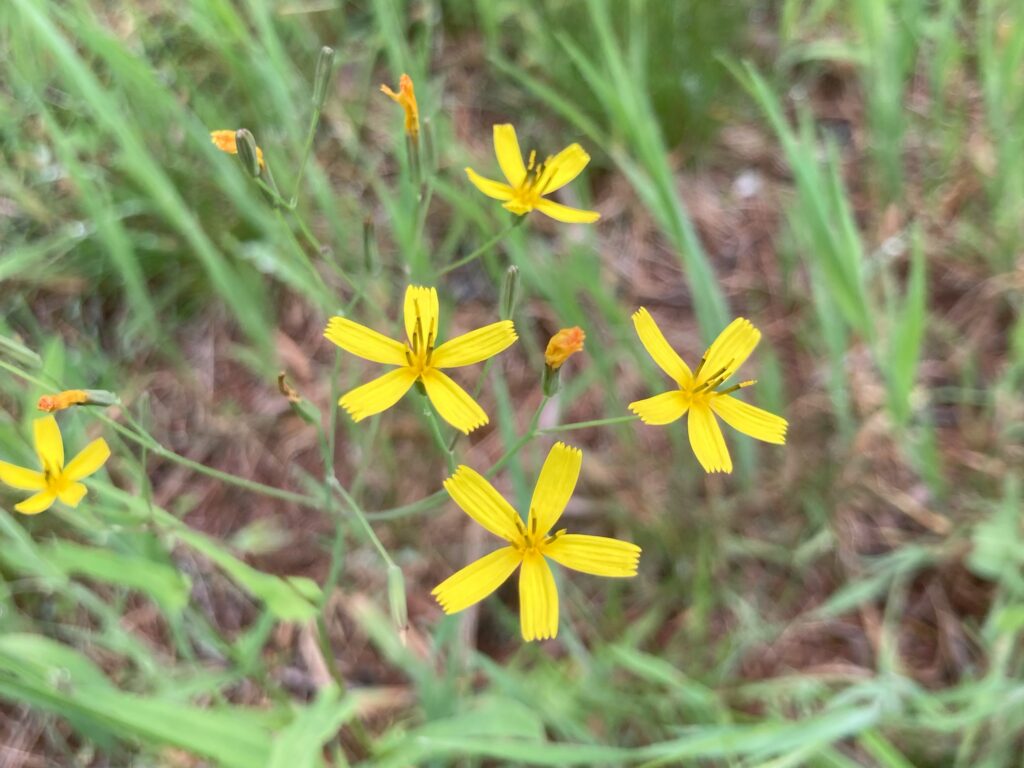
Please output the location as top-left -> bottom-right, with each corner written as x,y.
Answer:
42,467 -> 68,495
404,298 -> 436,374
512,513 -> 565,555
684,354 -> 756,399
510,149 -> 559,210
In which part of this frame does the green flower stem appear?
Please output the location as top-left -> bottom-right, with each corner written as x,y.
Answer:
537,413 -> 639,434
331,476 -> 396,569
420,392 -> 457,473
435,218 -> 523,277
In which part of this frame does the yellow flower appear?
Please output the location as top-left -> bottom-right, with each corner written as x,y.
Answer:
0,416 -> 110,515
432,442 -> 641,642
210,130 -> 265,168
324,285 -> 517,434
380,74 -> 419,139
628,310 -> 787,474
465,124 -> 600,224
545,327 -> 585,370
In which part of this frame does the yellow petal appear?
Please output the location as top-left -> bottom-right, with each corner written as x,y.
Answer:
534,198 -> 600,224
0,461 -> 45,491
57,482 -> 88,507
33,416 -> 63,472
431,321 -> 517,368
432,546 -> 521,615
493,124 -> 527,187
710,394 -> 787,445
465,167 -> 515,201
632,308 -> 692,386
62,438 -> 110,482
544,534 -> 641,577
421,369 -> 488,434
527,442 -> 582,536
699,318 -> 761,387
628,391 -> 689,425
519,552 -> 559,642
14,491 -> 57,515
403,285 -> 440,349
539,143 -> 590,194
324,317 -> 408,366
443,464 -> 522,541
338,367 -> 418,422
688,402 -> 732,474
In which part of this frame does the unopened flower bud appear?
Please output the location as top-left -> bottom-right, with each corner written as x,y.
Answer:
234,129 -> 263,178
312,46 -> 336,111
210,129 -> 265,172
38,389 -> 118,413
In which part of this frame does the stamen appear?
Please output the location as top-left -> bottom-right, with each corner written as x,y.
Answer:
404,348 -> 413,366
694,365 -> 729,393
718,379 -> 757,395
692,355 -> 708,380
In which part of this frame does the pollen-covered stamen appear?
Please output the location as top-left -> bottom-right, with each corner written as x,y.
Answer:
424,317 -> 437,365
692,361 -> 733,393
543,528 -> 567,546
718,379 -> 757,396
527,149 -> 537,172
692,354 -> 708,381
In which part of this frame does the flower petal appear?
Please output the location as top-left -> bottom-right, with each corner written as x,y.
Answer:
519,552 -> 559,641
465,167 -> 515,201
493,124 -> 527,187
443,464 -> 523,541
699,317 -> 761,387
539,143 -> 590,194
544,534 -> 641,578
421,369 -> 488,434
632,308 -> 692,386
628,391 -> 689,425
710,394 -> 787,445
431,321 -> 517,368
62,438 -> 110,482
534,198 -> 600,224
527,442 -> 582,536
34,416 -> 63,472
338,367 -> 418,422
57,482 -> 88,507
688,402 -> 732,474
403,285 -> 440,349
14,491 -> 57,515
324,317 -> 408,366
432,546 -> 521,615
0,461 -> 45,491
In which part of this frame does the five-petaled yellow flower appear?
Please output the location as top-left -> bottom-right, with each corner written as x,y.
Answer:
465,124 -> 600,224
324,286 -> 517,434
628,310 -> 787,474
0,416 -> 110,515
380,74 -> 419,139
433,442 -> 641,642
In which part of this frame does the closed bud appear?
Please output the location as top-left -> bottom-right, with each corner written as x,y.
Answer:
234,129 -> 263,178
278,373 -> 320,426
500,265 -> 520,320
312,46 -> 336,111
387,564 -> 408,632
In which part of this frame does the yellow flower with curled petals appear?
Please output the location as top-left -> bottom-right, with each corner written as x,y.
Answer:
210,130 -> 265,168
0,416 -> 110,515
324,285 -> 517,434
465,124 -> 600,224
380,74 -> 419,139
433,442 -> 640,642
628,309 -> 787,474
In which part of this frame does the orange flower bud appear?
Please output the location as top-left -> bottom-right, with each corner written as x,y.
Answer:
380,74 -> 419,139
37,390 -> 90,413
210,129 -> 265,168
545,327 -> 585,370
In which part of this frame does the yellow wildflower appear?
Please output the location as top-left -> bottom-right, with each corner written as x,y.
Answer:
628,310 -> 787,473
545,327 -> 585,370
37,390 -> 89,413
210,130 -> 265,168
433,442 -> 641,642
465,124 -> 600,224
380,74 -> 419,139
0,416 -> 110,515
324,285 -> 517,434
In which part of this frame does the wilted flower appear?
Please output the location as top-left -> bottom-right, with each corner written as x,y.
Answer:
545,327 -> 585,370
380,74 -> 419,139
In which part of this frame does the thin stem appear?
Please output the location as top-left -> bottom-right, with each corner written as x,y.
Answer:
331,477 -> 396,568
435,219 -> 522,277
538,413 -> 639,434
420,391 -> 457,473
289,101 -> 325,207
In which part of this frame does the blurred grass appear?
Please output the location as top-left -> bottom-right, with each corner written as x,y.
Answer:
1,0 -> 1023,766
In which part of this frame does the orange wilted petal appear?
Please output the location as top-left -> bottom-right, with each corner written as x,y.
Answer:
380,74 -> 419,139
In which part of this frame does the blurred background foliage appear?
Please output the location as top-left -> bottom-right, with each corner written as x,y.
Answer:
1,0 -> 1023,765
